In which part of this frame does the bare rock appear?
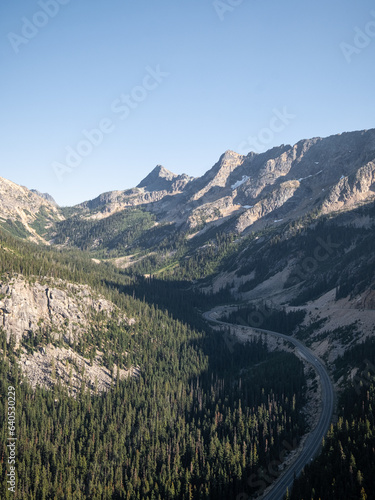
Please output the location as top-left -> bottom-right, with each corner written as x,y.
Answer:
0,275 -> 130,346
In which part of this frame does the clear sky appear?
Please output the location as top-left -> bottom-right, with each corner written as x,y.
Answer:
1,0 -> 374,206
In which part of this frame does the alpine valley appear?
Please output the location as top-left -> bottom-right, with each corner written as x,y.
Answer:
1,128 -> 375,499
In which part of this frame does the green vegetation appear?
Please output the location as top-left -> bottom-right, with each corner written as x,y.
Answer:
52,209 -> 156,256
0,219 -> 31,239
29,206 -> 53,237
0,322 -> 306,499
290,338 -> 375,500
1,195 -> 375,499
0,225 -> 309,499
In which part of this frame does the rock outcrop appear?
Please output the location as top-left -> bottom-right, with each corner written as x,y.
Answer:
0,274 -> 137,395
0,275 -> 129,346
137,165 -> 192,192
19,344 -> 139,396
30,189 -> 58,206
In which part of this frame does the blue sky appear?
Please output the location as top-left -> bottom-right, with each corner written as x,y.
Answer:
1,0 -> 374,206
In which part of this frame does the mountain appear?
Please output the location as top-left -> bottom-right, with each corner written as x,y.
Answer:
137,164 -> 192,192
66,129 -> 374,230
72,165 -> 193,219
30,189 -> 58,206
1,127 -> 375,499
33,128 -> 374,367
162,129 -> 375,231
5,129 -> 373,247
0,176 -> 62,243
40,128 -> 374,256
2,128 -> 375,270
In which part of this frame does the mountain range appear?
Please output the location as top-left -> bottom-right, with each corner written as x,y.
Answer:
2,128 -> 374,241
1,127 -> 375,499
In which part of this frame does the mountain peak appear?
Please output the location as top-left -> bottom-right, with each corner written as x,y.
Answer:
137,165 -> 194,193
137,165 -> 178,190
152,164 -> 176,179
31,189 -> 58,206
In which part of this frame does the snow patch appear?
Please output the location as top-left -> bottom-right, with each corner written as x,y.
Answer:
298,175 -> 313,182
231,175 -> 249,190
297,170 -> 323,182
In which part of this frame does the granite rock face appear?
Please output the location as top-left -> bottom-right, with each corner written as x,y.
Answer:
30,189 -> 58,206
0,275 -> 136,395
0,276 -> 126,346
137,165 -> 192,192
19,344 -> 139,396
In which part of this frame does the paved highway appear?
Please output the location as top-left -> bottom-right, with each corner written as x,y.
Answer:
203,310 -> 334,500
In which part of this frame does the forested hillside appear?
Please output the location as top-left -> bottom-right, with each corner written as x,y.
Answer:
290,338 -> 375,500
0,227 -> 307,499
1,133 -> 375,498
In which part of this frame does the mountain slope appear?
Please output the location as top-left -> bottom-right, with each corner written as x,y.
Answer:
0,176 -> 62,243
48,129 -> 375,253
2,128 -> 375,254
0,223 -> 308,500
1,128 -> 375,499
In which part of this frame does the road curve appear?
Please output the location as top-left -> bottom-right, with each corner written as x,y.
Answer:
203,310 -> 334,500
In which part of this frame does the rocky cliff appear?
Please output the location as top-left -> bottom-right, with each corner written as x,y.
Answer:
0,275 -> 129,346
0,275 -> 136,395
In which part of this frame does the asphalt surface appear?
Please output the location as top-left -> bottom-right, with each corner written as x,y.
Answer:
203,310 -> 334,500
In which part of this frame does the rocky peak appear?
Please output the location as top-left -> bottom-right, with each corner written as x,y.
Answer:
30,189 -> 58,206
188,150 -> 245,202
138,165 -> 184,192
135,164 -> 193,195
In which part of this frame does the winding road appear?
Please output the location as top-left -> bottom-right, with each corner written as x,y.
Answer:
203,309 -> 334,500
